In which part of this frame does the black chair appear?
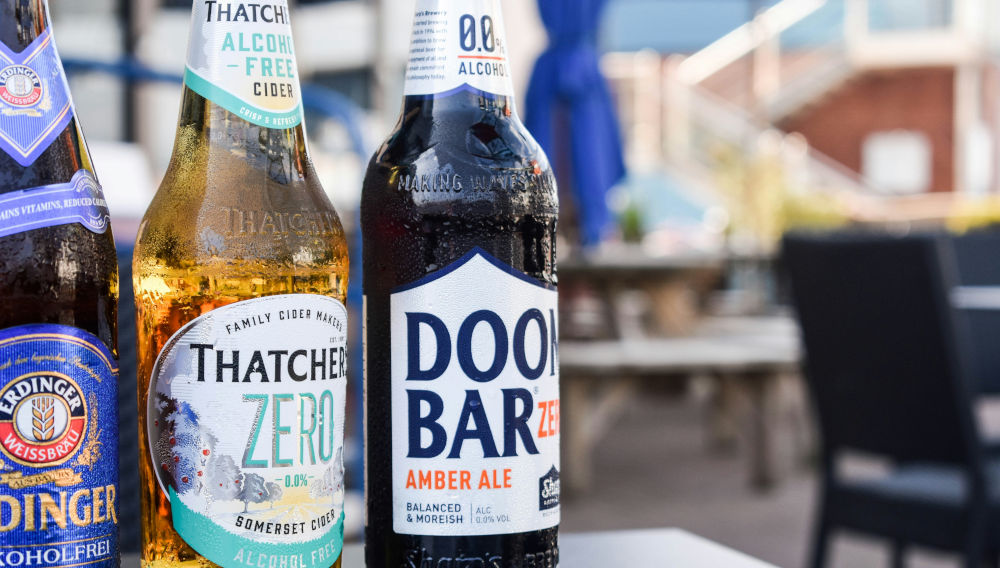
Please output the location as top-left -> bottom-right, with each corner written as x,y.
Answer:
952,229 -> 1000,396
783,232 -> 997,568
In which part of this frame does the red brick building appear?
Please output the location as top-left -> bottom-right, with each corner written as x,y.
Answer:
609,0 -> 1000,201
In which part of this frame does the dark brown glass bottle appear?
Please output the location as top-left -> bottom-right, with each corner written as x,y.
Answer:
0,1 -> 119,567
362,1 -> 560,566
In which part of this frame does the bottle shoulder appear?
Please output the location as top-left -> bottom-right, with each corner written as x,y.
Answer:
0,223 -> 118,330
374,106 -> 548,169
363,107 -> 558,219
0,124 -> 90,194
137,152 -> 347,271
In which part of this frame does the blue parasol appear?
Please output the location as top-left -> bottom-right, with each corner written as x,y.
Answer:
525,0 -> 626,247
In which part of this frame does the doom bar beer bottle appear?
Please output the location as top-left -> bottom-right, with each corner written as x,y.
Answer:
362,1 -> 560,566
0,1 -> 120,566
134,1 -> 348,566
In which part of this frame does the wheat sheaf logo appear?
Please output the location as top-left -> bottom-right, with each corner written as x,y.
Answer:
32,396 -> 56,441
0,372 -> 88,468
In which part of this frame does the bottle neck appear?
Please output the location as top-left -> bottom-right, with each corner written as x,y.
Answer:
401,0 -> 517,113
402,89 -> 515,120
0,0 -> 89,194
172,84 -> 310,183
0,0 -> 47,51
172,0 -> 310,182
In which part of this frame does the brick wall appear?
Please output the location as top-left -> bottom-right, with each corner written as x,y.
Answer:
779,67 -> 956,193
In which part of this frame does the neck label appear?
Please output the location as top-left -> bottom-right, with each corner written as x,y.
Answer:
0,169 -> 110,239
404,0 -> 515,99
185,0 -> 303,129
0,29 -> 75,167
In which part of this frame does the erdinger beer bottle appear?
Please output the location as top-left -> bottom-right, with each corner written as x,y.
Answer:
0,1 -> 120,567
362,1 -> 560,566
134,1 -> 348,567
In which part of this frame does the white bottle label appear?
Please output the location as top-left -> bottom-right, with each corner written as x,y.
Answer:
403,0 -> 516,99
185,0 -> 303,128
148,294 -> 347,568
391,249 -> 560,536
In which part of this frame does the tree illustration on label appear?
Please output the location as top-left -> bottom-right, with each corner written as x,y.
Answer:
308,446 -> 344,504
206,454 -> 241,501
265,481 -> 283,506
239,472 -> 268,512
153,394 -> 218,495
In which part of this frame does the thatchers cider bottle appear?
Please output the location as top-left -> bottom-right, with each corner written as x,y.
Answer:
362,1 -> 560,566
134,1 -> 349,566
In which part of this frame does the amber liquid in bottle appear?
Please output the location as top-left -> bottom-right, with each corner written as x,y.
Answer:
133,69 -> 347,568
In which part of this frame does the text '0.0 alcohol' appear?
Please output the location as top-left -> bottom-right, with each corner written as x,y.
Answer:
133,1 -> 348,567
362,1 -> 561,567
0,1 -> 120,567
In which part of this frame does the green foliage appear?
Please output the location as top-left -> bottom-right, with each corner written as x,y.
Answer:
711,140 -> 848,250
619,203 -> 644,243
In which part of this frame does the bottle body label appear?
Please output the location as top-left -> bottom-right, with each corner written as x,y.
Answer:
404,0 -> 516,99
185,0 -> 303,129
148,294 -> 347,568
0,170 -> 110,238
0,29 -> 76,167
390,248 -> 560,536
0,324 -> 119,567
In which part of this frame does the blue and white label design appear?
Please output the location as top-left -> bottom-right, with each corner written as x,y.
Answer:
0,29 -> 75,167
0,324 -> 119,568
404,0 -> 515,99
185,0 -> 304,129
148,295 -> 347,568
0,170 -> 110,239
391,248 -> 560,536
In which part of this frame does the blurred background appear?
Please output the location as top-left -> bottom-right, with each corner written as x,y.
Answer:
50,0 -> 1000,566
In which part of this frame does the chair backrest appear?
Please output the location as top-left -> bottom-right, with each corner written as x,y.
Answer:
783,232 -> 980,465
951,228 -> 1000,395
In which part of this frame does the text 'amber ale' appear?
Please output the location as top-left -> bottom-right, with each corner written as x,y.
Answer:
0,1 -> 120,566
362,1 -> 561,566
134,1 -> 348,566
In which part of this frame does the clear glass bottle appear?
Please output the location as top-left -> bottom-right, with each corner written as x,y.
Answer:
134,2 -> 348,566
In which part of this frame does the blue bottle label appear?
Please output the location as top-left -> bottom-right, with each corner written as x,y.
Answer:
0,170 -> 111,239
0,28 -> 76,167
0,324 -> 119,568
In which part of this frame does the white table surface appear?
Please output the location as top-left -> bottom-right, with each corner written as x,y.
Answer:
124,528 -> 778,567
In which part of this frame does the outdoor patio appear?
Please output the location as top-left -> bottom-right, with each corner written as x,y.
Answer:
26,0 -> 1000,566
563,388 -> 987,568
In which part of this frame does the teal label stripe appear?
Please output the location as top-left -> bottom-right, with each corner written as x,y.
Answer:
169,488 -> 344,568
184,68 -> 302,129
